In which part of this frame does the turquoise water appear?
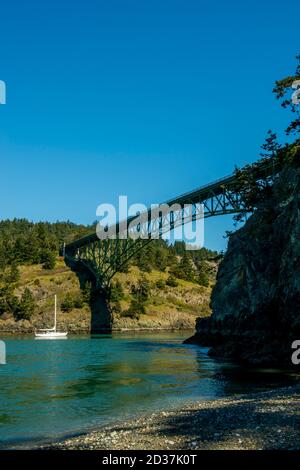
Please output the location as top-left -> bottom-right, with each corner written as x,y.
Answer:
0,331 -> 298,448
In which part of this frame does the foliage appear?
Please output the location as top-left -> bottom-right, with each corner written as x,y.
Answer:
111,301 -> 122,314
129,240 -> 217,284
41,250 -> 56,270
127,298 -> 145,318
166,275 -> 179,287
135,250 -> 152,272
61,292 -> 85,312
170,252 -> 195,282
230,55 -> 300,224
0,279 -> 36,320
60,293 -> 74,312
156,279 -> 166,289
110,281 -> 124,302
14,288 -> 36,320
197,270 -> 209,287
273,55 -> 300,136
7,263 -> 21,284
0,219 -> 93,270
131,276 -> 151,302
123,276 -> 151,319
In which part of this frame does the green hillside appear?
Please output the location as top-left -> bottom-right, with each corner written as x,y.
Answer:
0,219 -> 219,333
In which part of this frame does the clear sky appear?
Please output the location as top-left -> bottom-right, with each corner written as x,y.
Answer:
0,0 -> 299,251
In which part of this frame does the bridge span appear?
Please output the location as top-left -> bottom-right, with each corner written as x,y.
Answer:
63,157 -> 281,293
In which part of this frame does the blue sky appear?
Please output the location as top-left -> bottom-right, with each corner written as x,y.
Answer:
0,0 -> 299,251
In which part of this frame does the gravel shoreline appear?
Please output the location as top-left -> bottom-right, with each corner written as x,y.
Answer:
39,384 -> 300,451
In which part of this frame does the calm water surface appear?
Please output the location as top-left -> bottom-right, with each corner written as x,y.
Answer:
0,331 -> 299,447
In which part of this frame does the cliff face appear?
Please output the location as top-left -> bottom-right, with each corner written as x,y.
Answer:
188,163 -> 300,366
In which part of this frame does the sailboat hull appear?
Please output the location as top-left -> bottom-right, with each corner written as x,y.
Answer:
35,332 -> 68,339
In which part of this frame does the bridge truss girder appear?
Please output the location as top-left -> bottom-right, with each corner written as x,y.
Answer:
64,184 -> 249,290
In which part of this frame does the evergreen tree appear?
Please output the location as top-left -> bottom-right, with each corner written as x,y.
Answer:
171,252 -> 195,282
61,293 -> 75,312
127,276 -> 151,318
15,288 -> 35,320
128,298 -> 145,317
131,276 -> 151,302
273,55 -> 300,136
41,250 -> 56,270
136,251 -> 152,272
110,281 -> 124,302
260,130 -> 281,159
8,263 -> 20,284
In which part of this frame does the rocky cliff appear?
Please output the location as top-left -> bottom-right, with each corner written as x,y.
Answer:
187,156 -> 300,366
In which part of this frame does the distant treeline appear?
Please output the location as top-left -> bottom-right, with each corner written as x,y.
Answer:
0,219 -> 218,283
129,240 -> 218,286
0,219 -> 92,269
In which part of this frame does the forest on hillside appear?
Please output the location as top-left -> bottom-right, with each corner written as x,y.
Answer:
0,219 -> 219,322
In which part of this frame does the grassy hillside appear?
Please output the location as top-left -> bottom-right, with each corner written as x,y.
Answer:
0,219 -> 219,333
111,266 -> 213,329
0,257 -> 216,333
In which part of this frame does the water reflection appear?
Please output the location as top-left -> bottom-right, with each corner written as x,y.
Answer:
0,332 -> 299,447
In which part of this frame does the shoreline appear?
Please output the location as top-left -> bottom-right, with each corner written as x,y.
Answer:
0,327 -> 194,336
31,384 -> 300,451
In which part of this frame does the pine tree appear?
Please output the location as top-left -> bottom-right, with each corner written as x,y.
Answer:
110,281 -> 124,302
41,250 -> 56,270
15,288 -> 35,320
171,252 -> 195,282
61,293 -> 75,312
8,263 -> 20,284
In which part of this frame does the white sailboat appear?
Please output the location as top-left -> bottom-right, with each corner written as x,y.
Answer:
35,295 -> 68,339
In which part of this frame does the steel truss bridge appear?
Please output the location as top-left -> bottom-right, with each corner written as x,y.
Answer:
63,159 -> 281,290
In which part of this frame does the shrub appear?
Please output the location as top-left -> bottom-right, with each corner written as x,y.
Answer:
166,275 -> 178,287
73,293 -> 84,309
110,281 -> 124,302
61,291 -> 85,312
7,263 -> 20,284
198,272 -> 209,287
41,250 -> 56,270
61,293 -> 75,312
111,301 -> 122,314
123,299 -> 144,320
170,253 -> 196,282
156,279 -> 165,289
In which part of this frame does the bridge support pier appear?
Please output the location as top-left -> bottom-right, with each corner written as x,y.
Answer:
90,290 -> 112,334
64,256 -> 112,333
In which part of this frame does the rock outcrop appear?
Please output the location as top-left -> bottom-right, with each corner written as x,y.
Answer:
187,159 -> 300,366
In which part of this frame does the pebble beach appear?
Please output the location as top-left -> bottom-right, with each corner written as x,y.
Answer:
39,384 -> 300,451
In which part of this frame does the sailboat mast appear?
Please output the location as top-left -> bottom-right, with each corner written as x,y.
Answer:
54,294 -> 57,332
